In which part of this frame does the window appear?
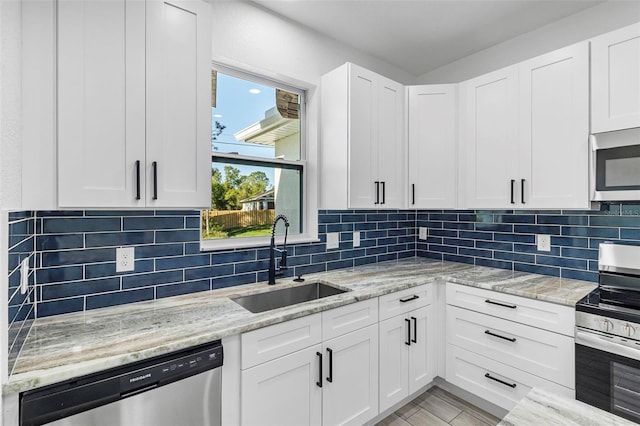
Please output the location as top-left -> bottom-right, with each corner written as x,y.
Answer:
202,66 -> 306,248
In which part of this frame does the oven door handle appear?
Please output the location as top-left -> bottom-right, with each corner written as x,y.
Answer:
576,329 -> 640,360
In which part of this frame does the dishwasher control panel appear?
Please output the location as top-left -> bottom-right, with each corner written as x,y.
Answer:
120,344 -> 223,394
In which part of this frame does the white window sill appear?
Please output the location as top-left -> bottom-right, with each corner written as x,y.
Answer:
200,233 -> 320,252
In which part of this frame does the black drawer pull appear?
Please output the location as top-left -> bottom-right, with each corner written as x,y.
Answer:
326,348 -> 333,383
521,179 -> 525,204
405,318 -> 411,346
412,183 -> 415,205
374,181 -> 380,205
381,181 -> 386,204
316,352 -> 322,388
485,373 -> 517,388
485,299 -> 517,309
484,330 -> 516,342
411,316 -> 417,343
400,295 -> 419,303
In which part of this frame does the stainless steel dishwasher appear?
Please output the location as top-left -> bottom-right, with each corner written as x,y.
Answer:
19,340 -> 223,426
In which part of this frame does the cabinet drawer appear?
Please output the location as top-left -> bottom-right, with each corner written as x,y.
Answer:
445,345 -> 573,411
322,298 -> 378,341
446,305 -> 574,388
379,285 -> 432,321
445,283 -> 574,336
242,313 -> 322,369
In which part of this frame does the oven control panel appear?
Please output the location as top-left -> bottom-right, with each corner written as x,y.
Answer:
576,311 -> 640,340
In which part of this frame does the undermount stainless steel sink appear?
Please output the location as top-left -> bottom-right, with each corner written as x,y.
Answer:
231,282 -> 349,313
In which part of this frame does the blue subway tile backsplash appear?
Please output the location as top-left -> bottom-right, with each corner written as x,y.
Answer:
6,204 -> 640,340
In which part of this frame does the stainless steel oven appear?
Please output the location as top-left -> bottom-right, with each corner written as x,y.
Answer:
576,243 -> 640,423
591,128 -> 640,201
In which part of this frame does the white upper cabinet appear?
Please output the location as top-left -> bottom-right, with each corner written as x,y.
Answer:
320,63 -> 406,209
462,66 -> 519,208
408,85 -> 457,208
519,42 -> 589,208
58,0 -> 211,209
592,23 -> 640,133
461,42 -> 589,209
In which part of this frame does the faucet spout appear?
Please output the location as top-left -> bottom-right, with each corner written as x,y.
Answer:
268,215 -> 290,285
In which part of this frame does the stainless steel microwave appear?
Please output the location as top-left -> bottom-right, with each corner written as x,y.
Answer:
591,127 -> 640,201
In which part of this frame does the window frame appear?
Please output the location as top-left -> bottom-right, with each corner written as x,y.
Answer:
201,63 -> 316,251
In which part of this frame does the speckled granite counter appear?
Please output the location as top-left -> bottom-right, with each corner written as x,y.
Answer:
4,257 -> 596,394
499,388 -> 636,425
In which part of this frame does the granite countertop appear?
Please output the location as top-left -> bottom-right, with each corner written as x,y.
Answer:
5,257 -> 596,394
499,387 -> 636,425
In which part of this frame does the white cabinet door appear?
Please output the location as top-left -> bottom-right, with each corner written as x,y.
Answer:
592,23 -> 640,133
322,324 -> 379,426
57,0 -> 146,208
377,77 -> 406,208
518,42 -> 589,209
462,66 -> 519,208
146,0 -> 211,208
408,305 -> 436,394
348,65 -> 378,208
379,315 -> 410,412
408,85 -> 457,208
241,344 -> 322,426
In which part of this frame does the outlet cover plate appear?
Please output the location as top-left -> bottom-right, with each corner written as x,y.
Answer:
326,232 -> 339,250
116,247 -> 135,272
537,235 -> 551,252
353,231 -> 360,247
20,258 -> 29,294
419,227 -> 427,240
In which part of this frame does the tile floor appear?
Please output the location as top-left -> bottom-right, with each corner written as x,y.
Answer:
376,386 -> 502,426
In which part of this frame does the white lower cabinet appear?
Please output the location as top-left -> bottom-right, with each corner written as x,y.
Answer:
240,299 -> 379,426
379,304 -> 435,412
241,344 -> 323,426
322,325 -> 379,426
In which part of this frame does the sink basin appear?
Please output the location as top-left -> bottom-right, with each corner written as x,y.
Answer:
231,282 -> 349,313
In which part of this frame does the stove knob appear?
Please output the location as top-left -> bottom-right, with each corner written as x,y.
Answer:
601,319 -> 614,332
623,323 -> 636,337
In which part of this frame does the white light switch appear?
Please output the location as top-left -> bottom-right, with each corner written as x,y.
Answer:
419,227 -> 427,240
537,235 -> 551,252
353,231 -> 360,247
326,232 -> 339,250
20,258 -> 29,294
116,247 -> 135,272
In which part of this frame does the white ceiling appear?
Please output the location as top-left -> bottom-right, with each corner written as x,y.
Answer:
252,0 -> 603,77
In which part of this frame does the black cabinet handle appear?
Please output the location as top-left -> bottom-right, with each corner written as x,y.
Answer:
316,352 -> 322,388
484,330 -> 516,342
521,179 -> 525,204
485,299 -> 517,309
381,181 -> 386,204
400,295 -> 419,303
412,184 -> 415,205
405,318 -> 411,346
411,316 -> 417,343
374,181 -> 380,205
485,373 -> 517,388
510,179 -> 515,204
152,161 -> 158,200
135,160 -> 141,200
326,348 -> 333,383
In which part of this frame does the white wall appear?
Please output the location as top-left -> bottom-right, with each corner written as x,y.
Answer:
210,1 -> 415,86
0,0 -> 22,211
417,1 -> 640,84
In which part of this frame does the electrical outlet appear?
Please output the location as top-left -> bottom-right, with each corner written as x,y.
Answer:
419,227 -> 427,240
353,231 -> 360,247
116,247 -> 135,272
326,232 -> 339,250
20,258 -> 29,295
537,235 -> 551,252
